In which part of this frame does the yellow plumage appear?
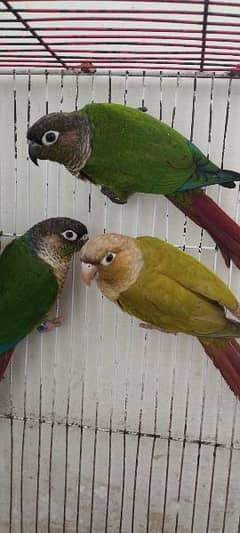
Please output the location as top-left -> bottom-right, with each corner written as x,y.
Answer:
80,233 -> 240,398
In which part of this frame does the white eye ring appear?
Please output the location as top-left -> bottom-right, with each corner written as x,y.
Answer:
100,252 -> 116,266
62,230 -> 78,241
41,130 -> 59,146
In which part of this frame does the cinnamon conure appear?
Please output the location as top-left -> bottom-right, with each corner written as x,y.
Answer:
80,233 -> 240,399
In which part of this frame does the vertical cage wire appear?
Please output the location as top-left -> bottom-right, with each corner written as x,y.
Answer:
0,70 -> 240,533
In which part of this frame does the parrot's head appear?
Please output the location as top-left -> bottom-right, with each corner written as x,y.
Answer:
79,233 -> 144,301
24,217 -> 88,285
27,111 -> 91,177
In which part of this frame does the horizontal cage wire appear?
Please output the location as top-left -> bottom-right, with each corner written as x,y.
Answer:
0,2 -> 240,533
0,68 -> 240,533
0,0 -> 239,74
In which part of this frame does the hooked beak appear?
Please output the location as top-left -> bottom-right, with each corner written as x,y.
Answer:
80,262 -> 98,286
28,142 -> 41,166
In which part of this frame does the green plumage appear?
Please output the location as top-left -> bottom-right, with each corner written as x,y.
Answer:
82,103 -> 232,197
0,238 -> 58,347
0,217 -> 88,372
27,103 -> 240,270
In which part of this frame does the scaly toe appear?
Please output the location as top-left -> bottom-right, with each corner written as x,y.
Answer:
37,317 -> 63,333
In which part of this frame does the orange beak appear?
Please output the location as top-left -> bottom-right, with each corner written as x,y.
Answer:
80,262 -> 98,286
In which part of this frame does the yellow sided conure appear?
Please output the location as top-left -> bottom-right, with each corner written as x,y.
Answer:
28,103 -> 240,268
0,217 -> 88,380
79,233 -> 240,398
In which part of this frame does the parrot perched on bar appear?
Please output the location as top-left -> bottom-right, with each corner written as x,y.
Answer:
0,217 -> 88,381
80,233 -> 240,398
27,103 -> 240,269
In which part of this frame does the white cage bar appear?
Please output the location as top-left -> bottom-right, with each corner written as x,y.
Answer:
0,68 -> 240,533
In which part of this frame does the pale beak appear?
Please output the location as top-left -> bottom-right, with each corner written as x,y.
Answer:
80,262 -> 98,286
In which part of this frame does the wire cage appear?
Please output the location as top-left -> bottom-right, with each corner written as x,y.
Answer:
1,0 -> 240,72
0,2 -> 240,533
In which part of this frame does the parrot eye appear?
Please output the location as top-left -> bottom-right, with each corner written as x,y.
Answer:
101,252 -> 116,266
41,130 -> 59,146
61,229 -> 78,241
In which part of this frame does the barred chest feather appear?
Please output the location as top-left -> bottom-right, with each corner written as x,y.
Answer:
65,132 -> 91,177
37,243 -> 71,289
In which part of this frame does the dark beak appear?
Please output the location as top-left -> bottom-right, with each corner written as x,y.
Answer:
28,142 -> 41,166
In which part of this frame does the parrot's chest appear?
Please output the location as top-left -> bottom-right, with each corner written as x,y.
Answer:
37,249 -> 70,290
96,279 -> 121,303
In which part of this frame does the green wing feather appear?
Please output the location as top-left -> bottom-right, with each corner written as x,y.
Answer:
118,236 -> 240,337
0,238 -> 59,345
81,103 -> 230,196
82,103 -> 196,195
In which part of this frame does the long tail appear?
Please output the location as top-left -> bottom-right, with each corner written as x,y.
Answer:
0,349 -> 15,381
217,169 -> 240,188
167,190 -> 240,269
199,338 -> 240,398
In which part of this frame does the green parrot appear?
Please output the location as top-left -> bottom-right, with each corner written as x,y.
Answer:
79,233 -> 240,398
0,217 -> 88,380
27,103 -> 240,269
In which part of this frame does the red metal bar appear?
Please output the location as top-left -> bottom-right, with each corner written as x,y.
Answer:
25,27 -> 240,34
200,0 -> 209,70
0,57 -> 236,65
8,0 -> 240,5
1,0 -> 67,68
71,57 -> 237,62
0,54 -> 238,61
0,58 -> 56,62
0,45 -> 221,51
2,35 -> 240,45
21,12 -> 240,23
21,11 -> 205,20
0,63 -> 233,71
23,15 -> 205,24
9,8 -> 240,15
2,0 -> 240,74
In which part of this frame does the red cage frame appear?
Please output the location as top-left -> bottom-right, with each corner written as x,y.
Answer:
0,0 -> 240,74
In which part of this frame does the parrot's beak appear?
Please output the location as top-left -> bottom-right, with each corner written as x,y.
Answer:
28,142 -> 41,166
80,262 -> 98,286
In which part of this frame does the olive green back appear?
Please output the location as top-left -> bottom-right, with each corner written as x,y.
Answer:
0,238 -> 59,345
118,236 -> 240,337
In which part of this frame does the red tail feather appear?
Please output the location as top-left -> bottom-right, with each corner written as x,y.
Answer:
199,338 -> 240,398
167,190 -> 240,268
0,349 -> 15,381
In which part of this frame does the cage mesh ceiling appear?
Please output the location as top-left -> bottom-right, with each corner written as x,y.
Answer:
0,0 -> 240,73
0,0 -> 240,74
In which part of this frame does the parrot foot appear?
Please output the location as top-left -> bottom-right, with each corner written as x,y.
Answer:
139,322 -> 177,335
101,186 -> 128,205
37,317 -> 63,333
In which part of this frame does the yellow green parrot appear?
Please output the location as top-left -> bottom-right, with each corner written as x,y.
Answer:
0,217 -> 88,380
27,103 -> 240,268
79,233 -> 240,398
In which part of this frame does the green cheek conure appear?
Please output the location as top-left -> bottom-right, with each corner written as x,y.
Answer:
28,103 -> 240,269
0,217 -> 88,381
79,233 -> 240,399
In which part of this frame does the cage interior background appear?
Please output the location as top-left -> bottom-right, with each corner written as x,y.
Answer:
1,1 -> 240,532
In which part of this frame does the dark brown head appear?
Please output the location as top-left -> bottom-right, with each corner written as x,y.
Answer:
22,217 -> 88,287
25,217 -> 88,257
27,111 -> 91,177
